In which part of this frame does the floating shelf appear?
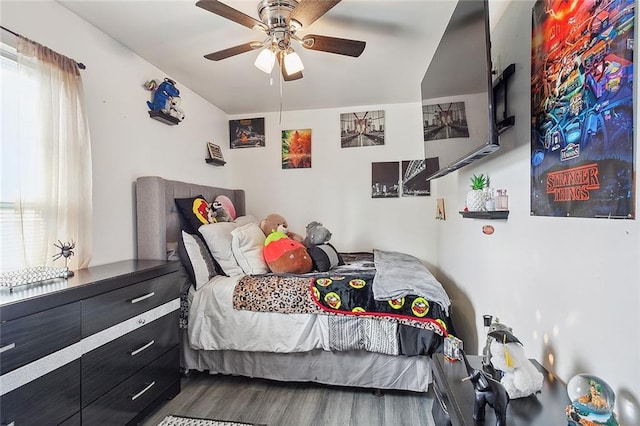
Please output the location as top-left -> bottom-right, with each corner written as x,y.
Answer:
148,110 -> 180,125
459,210 -> 509,219
205,158 -> 226,166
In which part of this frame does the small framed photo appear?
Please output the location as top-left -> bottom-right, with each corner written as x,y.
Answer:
207,142 -> 224,162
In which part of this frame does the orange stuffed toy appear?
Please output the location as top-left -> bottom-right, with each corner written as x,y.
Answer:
263,231 -> 312,274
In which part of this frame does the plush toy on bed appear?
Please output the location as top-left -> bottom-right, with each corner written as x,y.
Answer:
210,200 -> 232,223
303,221 -> 332,247
263,231 -> 312,274
259,213 -> 304,243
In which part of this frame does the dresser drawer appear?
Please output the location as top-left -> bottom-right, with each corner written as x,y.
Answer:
0,302 -> 81,375
82,347 -> 180,426
82,310 -> 179,406
82,271 -> 178,336
0,359 -> 80,426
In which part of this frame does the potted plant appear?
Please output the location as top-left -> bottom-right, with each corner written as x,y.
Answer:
466,174 -> 489,211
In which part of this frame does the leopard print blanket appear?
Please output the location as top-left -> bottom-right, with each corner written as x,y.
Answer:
232,274 -> 448,336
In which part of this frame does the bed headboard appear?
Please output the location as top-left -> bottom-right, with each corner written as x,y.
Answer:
135,176 -> 246,260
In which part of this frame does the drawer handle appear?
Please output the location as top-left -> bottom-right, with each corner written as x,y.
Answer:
0,343 -> 16,354
130,381 -> 155,401
130,340 -> 155,356
130,292 -> 155,304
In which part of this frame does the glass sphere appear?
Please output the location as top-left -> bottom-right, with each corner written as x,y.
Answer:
567,374 -> 615,415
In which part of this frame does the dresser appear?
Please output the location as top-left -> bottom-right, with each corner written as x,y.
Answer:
0,260 -> 181,425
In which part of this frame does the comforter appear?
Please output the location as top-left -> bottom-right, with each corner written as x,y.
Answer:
188,251 -> 454,357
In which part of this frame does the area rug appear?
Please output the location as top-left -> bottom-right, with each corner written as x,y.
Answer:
157,415 -> 266,426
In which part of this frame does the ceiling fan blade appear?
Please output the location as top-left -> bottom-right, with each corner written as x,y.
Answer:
196,0 -> 267,32
204,42 -> 262,61
288,0 -> 341,29
276,51 -> 303,81
301,34 -> 366,57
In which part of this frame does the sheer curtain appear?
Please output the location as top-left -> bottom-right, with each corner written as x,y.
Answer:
9,36 -> 92,271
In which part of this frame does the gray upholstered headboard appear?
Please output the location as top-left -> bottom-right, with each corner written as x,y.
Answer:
135,176 -> 246,260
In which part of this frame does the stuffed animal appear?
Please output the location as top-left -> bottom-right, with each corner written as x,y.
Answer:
146,77 -> 180,112
210,201 -> 231,223
168,96 -> 185,121
259,214 -> 303,243
263,231 -> 312,274
303,221 -> 332,247
489,338 -> 543,399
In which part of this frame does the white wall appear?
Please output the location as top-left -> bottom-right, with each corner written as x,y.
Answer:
433,0 -> 640,402
3,0 -> 639,407
1,1 -> 232,265
228,102 -> 440,266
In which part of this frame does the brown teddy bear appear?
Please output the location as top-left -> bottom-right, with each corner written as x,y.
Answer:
259,213 -> 304,243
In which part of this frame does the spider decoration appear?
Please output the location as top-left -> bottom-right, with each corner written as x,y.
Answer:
53,240 -> 75,267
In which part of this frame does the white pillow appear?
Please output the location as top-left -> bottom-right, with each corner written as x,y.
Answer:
199,222 -> 244,276
231,222 -> 268,275
234,215 -> 257,227
181,231 -> 216,290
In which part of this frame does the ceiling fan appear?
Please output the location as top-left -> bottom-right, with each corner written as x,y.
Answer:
196,0 -> 366,81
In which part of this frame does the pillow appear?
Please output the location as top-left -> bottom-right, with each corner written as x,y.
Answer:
199,222 -> 244,276
231,222 -> 268,275
308,244 -> 344,272
175,195 -> 213,235
180,231 -> 217,290
215,195 -> 237,220
234,215 -> 257,227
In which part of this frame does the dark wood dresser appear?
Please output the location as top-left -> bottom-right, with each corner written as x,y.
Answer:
431,352 -> 570,426
0,260 -> 181,425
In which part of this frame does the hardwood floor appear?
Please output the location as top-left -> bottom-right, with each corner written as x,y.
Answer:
139,373 -> 436,426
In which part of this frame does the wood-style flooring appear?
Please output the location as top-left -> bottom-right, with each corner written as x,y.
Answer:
139,373 -> 436,426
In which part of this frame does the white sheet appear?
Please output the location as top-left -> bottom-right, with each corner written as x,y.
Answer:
188,274 -> 330,352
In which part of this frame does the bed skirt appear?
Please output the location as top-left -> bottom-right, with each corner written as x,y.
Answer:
180,331 -> 432,393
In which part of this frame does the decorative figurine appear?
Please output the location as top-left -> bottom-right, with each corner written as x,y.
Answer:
53,240 -> 75,277
461,350 -> 510,426
566,374 -> 619,425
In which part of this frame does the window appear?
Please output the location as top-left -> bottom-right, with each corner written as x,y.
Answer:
0,38 -> 92,274
1,43 -> 49,273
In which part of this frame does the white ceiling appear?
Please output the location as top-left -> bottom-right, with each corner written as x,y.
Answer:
57,0 -> 460,115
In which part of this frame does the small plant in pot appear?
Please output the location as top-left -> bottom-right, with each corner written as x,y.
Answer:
466,174 -> 489,211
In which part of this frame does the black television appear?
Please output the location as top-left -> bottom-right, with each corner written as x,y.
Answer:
421,0 -> 505,180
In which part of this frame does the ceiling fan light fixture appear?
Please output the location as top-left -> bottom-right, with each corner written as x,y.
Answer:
284,49 -> 304,74
254,48 -> 276,73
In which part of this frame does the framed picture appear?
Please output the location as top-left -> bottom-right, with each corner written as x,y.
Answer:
207,142 -> 224,162
401,159 -> 431,196
340,110 -> 385,148
371,161 -> 399,198
282,129 -> 312,169
422,102 -> 469,141
229,117 -> 265,149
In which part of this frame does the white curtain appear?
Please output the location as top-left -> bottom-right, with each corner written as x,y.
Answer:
11,37 -> 92,270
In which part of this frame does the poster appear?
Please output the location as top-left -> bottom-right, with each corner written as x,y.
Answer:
401,159 -> 431,196
282,129 -> 311,169
229,117 -> 265,149
371,162 -> 399,198
531,0 -> 635,218
340,110 -> 385,147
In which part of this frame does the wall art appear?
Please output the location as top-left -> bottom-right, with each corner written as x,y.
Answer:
371,161 -> 399,198
531,0 -> 635,218
282,129 -> 311,169
229,117 -> 265,149
340,110 -> 385,148
422,102 -> 468,141
401,159 -> 431,196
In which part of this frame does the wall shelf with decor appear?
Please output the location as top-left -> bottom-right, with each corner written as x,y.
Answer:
205,158 -> 226,166
459,210 -> 509,219
148,110 -> 180,125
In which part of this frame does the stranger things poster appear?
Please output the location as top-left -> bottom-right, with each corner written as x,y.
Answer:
531,0 -> 635,218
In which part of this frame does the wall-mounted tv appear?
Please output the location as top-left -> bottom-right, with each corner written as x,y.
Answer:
421,0 -> 499,180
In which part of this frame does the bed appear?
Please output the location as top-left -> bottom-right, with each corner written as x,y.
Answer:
135,176 -> 454,392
